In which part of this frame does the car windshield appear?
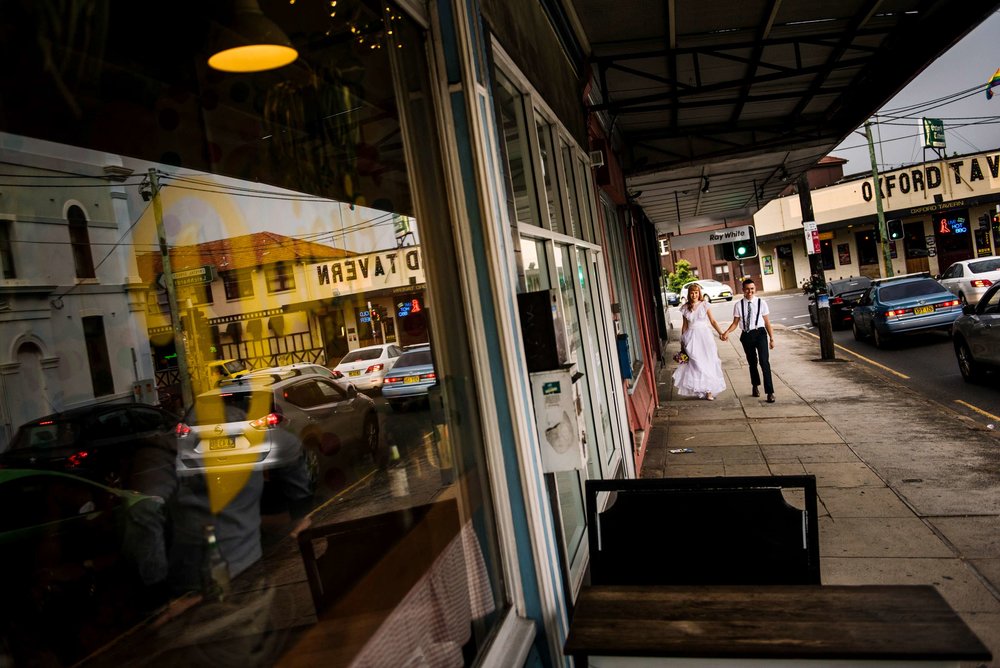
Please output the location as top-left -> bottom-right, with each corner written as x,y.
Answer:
340,348 -> 382,363
186,391 -> 274,425
10,419 -> 81,450
878,279 -> 944,301
968,258 -> 1000,273
221,360 -> 247,374
396,350 -> 432,367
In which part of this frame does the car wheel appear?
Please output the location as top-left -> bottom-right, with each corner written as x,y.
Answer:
872,327 -> 888,349
955,339 -> 983,383
852,320 -> 864,341
362,416 -> 380,459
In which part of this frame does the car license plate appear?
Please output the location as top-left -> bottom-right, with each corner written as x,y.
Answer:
208,437 -> 236,451
914,305 -> 933,315
404,375 -> 420,384
349,370 -> 362,377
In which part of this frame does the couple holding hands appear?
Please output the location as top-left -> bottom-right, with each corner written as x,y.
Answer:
672,278 -> 776,403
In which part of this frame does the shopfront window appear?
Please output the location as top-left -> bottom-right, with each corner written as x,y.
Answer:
0,1 -> 506,664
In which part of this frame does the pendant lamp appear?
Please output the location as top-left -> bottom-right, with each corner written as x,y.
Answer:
208,0 -> 297,73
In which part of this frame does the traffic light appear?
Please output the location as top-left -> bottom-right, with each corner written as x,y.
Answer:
979,214 -> 991,230
722,227 -> 757,261
887,219 -> 904,240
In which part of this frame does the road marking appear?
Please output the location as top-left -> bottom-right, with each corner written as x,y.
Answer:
793,314 -> 810,318
954,400 -> 1000,422
800,331 -> 910,379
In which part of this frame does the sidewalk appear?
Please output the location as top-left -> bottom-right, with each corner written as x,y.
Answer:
646,311 -> 1000,667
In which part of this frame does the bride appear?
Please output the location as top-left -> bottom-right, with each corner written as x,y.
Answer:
672,283 -> 726,400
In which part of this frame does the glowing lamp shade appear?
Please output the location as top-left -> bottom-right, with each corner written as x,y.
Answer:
208,1 -> 297,73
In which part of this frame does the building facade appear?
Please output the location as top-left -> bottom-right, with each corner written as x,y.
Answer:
755,151 -> 1000,290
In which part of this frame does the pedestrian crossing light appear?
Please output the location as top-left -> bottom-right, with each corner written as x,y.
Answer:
723,227 -> 757,261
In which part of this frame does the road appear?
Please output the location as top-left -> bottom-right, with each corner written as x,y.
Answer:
705,292 -> 1000,428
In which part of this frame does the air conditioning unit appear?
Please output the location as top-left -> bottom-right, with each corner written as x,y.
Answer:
589,150 -> 605,168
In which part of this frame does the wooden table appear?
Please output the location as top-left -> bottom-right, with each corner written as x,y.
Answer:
564,585 -> 992,667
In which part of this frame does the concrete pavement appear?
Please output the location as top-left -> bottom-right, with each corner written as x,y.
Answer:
647,306 -> 1000,667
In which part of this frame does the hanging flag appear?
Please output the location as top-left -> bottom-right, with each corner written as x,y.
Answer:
987,67 -> 1000,100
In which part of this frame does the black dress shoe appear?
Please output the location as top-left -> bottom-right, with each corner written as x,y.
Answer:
751,386 -> 760,397
766,393 -> 775,403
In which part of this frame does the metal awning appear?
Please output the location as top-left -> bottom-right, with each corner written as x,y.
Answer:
566,0 -> 1000,235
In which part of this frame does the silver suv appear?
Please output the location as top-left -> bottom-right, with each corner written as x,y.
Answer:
176,367 -> 379,477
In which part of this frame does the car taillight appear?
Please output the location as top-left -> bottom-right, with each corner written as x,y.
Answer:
885,308 -> 911,317
830,297 -> 843,305
331,369 -> 343,379
936,299 -> 960,309
68,450 -> 89,467
175,422 -> 192,437
250,412 -> 283,430
421,372 -> 437,380
384,375 -> 401,384
971,279 -> 993,288
366,363 -> 385,374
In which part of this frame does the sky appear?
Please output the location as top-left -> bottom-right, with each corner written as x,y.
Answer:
832,10 -> 1000,176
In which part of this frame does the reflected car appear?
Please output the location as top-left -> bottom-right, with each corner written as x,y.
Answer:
951,282 -> 1000,382
851,273 -> 962,348
176,370 -> 379,477
0,403 -> 180,489
938,256 -> 1000,305
679,279 -> 734,303
382,345 -> 436,411
331,343 -> 404,392
206,358 -> 250,386
0,469 -> 155,665
807,276 -> 872,328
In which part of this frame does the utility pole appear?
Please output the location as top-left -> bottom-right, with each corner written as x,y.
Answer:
797,175 -> 835,360
150,169 -> 194,408
865,121 -> 894,279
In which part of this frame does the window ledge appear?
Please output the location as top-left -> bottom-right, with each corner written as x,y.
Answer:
627,359 -> 645,395
478,610 -> 535,668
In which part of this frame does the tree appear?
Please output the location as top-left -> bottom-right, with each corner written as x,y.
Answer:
666,260 -> 698,292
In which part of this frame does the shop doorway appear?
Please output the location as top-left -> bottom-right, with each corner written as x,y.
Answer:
775,245 -> 796,289
903,221 -> 930,274
854,229 -> 881,278
933,212 -> 973,272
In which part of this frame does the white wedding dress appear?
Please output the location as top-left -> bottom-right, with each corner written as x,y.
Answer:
672,300 -> 726,398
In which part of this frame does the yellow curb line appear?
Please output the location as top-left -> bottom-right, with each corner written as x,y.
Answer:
799,331 -> 910,379
954,400 -> 1000,423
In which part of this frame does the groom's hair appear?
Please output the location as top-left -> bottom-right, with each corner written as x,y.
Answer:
741,278 -> 755,288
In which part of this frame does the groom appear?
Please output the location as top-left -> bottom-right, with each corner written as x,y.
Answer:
721,278 -> 776,402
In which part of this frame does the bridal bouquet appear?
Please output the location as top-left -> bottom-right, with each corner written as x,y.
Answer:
672,350 -> 689,364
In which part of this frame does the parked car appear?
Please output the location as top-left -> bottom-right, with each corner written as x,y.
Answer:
331,343 -> 404,392
679,279 -> 734,303
232,362 -> 344,384
206,358 -> 250,385
0,403 -> 180,489
662,289 -> 681,306
176,369 -> 379,477
938,256 -> 1000,305
382,344 -> 436,411
951,281 -> 1000,382
851,272 -> 962,348
807,276 -> 872,328
0,469 -> 157,665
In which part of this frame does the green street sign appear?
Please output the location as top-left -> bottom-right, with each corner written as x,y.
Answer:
922,118 -> 945,149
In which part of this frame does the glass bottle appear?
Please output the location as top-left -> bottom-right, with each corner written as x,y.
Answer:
201,524 -> 231,602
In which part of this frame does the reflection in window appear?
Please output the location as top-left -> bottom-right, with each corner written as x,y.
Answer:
561,140 -> 579,238
265,261 -> 296,293
535,119 -> 560,232
68,205 -> 95,279
601,196 -> 642,371
494,72 -> 537,228
521,237 -> 549,291
0,220 -> 15,278
222,269 -> 255,300
0,1 -> 505,664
